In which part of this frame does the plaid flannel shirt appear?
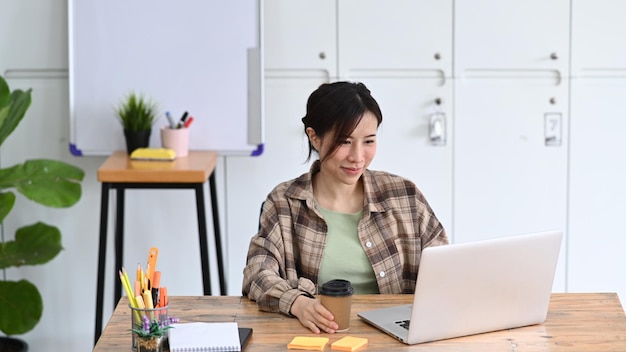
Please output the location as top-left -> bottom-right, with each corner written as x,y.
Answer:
242,162 -> 448,315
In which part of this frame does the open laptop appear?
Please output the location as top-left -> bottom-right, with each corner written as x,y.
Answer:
358,230 -> 563,345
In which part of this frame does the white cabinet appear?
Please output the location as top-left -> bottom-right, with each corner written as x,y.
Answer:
454,78 -> 568,291
0,0 -> 68,72
356,77 -> 453,233
454,0 -> 569,76
569,79 -> 626,296
454,78 -> 569,240
227,1 -> 626,299
263,0 -> 336,76
339,0 -> 454,232
337,0 -> 452,76
226,0 -> 454,290
571,0 -> 626,75
453,1 -> 570,291
568,0 -> 626,301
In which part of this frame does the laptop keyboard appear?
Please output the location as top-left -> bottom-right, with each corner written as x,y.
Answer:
395,320 -> 410,330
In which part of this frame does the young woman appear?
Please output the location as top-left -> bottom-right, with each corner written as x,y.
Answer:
242,81 -> 448,334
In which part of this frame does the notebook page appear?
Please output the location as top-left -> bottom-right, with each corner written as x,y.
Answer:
169,322 -> 241,352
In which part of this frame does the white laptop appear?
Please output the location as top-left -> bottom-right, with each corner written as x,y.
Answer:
358,230 -> 563,345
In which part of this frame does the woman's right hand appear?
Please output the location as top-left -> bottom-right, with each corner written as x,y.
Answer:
290,295 -> 339,334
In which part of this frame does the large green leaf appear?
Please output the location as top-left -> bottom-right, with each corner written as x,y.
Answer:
0,222 -> 62,269
0,76 -> 11,138
0,191 -> 15,224
0,279 -> 43,335
0,77 -> 31,147
0,75 -> 9,107
0,159 -> 84,208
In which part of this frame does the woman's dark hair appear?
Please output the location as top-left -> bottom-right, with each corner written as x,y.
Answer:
301,81 -> 383,162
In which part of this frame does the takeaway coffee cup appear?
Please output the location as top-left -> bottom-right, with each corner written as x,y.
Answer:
319,279 -> 354,331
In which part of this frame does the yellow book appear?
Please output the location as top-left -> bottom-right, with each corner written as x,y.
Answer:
287,336 -> 329,351
331,336 -> 368,351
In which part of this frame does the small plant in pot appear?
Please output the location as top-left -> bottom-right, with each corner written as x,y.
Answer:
0,77 -> 84,350
115,91 -> 159,154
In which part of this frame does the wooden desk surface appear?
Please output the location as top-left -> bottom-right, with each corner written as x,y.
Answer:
94,293 -> 626,351
98,150 -> 218,183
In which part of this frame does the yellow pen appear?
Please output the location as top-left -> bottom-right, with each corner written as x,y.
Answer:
121,268 -> 136,307
135,295 -> 145,309
142,289 -> 155,320
120,270 -> 141,322
142,290 -> 154,309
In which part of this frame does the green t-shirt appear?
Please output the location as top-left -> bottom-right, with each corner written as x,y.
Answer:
317,205 -> 379,294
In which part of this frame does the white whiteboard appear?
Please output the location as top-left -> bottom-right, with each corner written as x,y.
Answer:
68,0 -> 263,156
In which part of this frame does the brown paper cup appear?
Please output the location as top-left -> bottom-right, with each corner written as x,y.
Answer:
319,279 -> 354,331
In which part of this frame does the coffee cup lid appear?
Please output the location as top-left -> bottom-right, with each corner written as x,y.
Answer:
319,279 -> 354,296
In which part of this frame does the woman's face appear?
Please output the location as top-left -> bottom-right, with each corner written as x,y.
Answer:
315,111 -> 378,187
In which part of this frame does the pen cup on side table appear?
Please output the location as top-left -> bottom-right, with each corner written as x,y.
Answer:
129,305 -> 172,352
161,126 -> 189,158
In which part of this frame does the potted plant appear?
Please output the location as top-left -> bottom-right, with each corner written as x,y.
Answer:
115,91 -> 159,154
131,313 -> 179,352
0,76 -> 84,351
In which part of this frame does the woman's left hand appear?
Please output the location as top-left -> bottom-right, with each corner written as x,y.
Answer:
290,295 -> 339,334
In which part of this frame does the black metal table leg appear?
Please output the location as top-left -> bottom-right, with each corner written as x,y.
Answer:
94,183 -> 111,344
195,183 -> 212,295
114,187 -> 125,306
209,173 -> 227,295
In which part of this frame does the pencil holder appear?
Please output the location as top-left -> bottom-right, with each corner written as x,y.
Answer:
129,305 -> 171,352
161,126 -> 189,158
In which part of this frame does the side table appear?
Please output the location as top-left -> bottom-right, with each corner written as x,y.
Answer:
94,151 -> 226,343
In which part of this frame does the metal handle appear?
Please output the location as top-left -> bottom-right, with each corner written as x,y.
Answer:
429,111 -> 446,146
545,113 -> 562,146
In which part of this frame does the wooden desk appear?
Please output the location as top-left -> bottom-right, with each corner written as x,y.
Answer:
94,293 -> 626,351
94,151 -> 226,343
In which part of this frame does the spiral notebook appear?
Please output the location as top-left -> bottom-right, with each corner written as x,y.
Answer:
169,322 -> 244,351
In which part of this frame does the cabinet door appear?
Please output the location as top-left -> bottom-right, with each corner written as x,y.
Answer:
338,0 -> 452,77
353,77 -> 453,234
264,0 -> 336,77
225,78 -> 323,292
0,78 -> 69,161
0,0 -> 68,72
571,0 -> 626,75
569,79 -> 626,301
454,78 -> 568,291
569,0 -> 626,305
454,0 -> 569,75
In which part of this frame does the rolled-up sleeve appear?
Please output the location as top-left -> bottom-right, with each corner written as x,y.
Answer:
242,198 -> 317,315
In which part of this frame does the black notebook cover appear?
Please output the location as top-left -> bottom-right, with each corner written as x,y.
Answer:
238,327 -> 253,350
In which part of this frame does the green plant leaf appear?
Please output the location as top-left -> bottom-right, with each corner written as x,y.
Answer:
0,75 -> 9,107
0,78 -> 31,147
0,159 -> 84,208
0,75 -> 83,337
0,222 -> 62,269
115,91 -> 158,132
0,279 -> 43,335
0,191 -> 16,223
